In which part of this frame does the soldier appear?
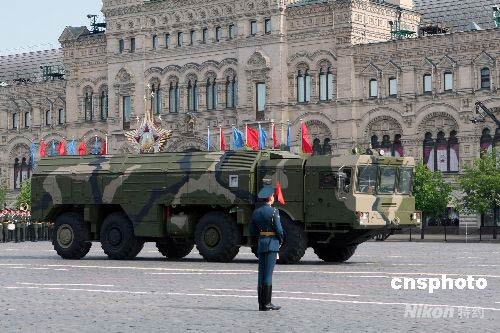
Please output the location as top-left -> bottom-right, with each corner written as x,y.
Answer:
251,186 -> 284,311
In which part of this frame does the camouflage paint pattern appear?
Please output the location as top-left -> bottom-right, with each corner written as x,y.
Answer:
31,150 -> 419,242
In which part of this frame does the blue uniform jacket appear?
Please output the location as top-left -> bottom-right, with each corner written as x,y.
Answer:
250,204 -> 284,254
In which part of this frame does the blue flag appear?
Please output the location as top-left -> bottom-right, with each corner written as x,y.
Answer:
30,143 -> 37,170
67,140 -> 76,156
232,127 -> 244,150
287,122 -> 291,148
207,127 -> 211,151
258,124 -> 267,150
92,138 -> 100,155
50,141 -> 56,156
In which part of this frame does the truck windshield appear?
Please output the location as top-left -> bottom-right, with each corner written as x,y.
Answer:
397,167 -> 413,194
356,166 -> 377,193
378,167 -> 397,194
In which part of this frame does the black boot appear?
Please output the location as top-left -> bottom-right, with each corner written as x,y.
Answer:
264,285 -> 281,311
258,286 -> 268,311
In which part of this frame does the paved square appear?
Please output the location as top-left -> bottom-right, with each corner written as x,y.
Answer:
0,241 -> 499,332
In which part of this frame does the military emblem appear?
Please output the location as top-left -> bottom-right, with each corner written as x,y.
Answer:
125,85 -> 172,153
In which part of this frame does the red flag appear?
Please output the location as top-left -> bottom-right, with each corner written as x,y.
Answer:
301,122 -> 313,154
275,181 -> 285,205
39,140 -> 46,157
220,127 -> 226,151
78,141 -> 87,156
246,126 -> 259,151
101,142 -> 107,155
57,139 -> 66,156
272,124 -> 279,149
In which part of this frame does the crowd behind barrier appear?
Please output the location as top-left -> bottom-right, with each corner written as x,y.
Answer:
0,209 -> 53,243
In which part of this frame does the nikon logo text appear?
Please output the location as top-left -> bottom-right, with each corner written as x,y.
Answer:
404,305 -> 485,319
391,275 -> 487,293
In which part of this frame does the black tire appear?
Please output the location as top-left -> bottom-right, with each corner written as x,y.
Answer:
278,216 -> 307,264
194,212 -> 241,262
100,212 -> 144,260
313,244 -> 357,263
156,238 -> 194,259
52,212 -> 92,260
251,246 -> 258,258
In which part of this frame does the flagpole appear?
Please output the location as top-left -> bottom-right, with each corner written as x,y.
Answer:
207,126 -> 210,151
219,125 -> 222,151
271,120 -> 274,149
105,134 -> 108,155
300,119 -> 303,153
245,124 -> 248,146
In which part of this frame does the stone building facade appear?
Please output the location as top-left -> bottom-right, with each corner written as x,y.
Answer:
0,0 -> 499,227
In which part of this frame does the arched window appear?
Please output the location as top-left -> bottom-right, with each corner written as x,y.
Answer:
226,75 -> 237,108
481,67 -> 491,89
58,109 -> 65,125
151,84 -> 161,115
388,77 -> 397,96
371,135 -> 380,149
392,134 -> 404,157
187,79 -> 198,111
100,89 -> 108,120
85,90 -> 93,121
24,112 -> 30,128
480,128 -> 493,155
369,79 -> 378,98
169,81 -> 179,113
381,135 -> 392,150
206,79 -> 217,110
319,67 -> 334,101
215,27 -> 222,42
423,131 -> 459,172
297,70 -> 311,103
45,110 -> 52,126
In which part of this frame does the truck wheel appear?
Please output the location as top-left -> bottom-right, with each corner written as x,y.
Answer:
53,212 -> 92,260
100,212 -> 144,260
313,244 -> 357,263
156,238 -> 194,260
278,217 -> 307,264
195,212 -> 241,262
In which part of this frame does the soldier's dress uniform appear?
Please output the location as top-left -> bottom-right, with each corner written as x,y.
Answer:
251,186 -> 284,311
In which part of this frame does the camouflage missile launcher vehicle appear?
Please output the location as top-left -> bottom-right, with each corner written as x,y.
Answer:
31,150 -> 421,264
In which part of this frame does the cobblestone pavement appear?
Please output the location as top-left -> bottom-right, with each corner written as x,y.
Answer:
0,242 -> 499,332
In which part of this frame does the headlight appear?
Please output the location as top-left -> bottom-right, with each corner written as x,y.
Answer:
356,211 -> 370,224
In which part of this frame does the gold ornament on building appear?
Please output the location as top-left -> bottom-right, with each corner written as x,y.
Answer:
125,84 -> 172,154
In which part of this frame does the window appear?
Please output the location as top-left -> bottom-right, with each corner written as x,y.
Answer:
130,38 -> 136,52
388,77 -> 397,96
169,82 -> 179,113
444,72 -> 453,91
319,68 -> 334,101
398,168 -> 413,194
423,131 -> 459,173
119,39 -> 124,53
216,27 -> 223,42
226,76 -> 237,108
152,35 -> 158,49
12,113 -> 18,129
256,83 -> 266,113
152,85 -> 162,115
378,167 -> 397,194
165,34 -> 171,48
190,30 -> 196,45
369,79 -> 378,98
228,24 -> 236,39
45,110 -> 52,126
356,165 -> 377,193
187,80 -> 198,111
297,70 -> 311,103
123,96 -> 131,127
58,109 -> 65,125
481,67 -> 491,89
250,20 -> 257,36
423,74 -> 432,93
24,112 -> 30,128
265,19 -> 272,34
206,79 -> 217,110
85,91 -> 93,121
177,32 -> 183,47
202,28 -> 208,43
100,90 -> 108,120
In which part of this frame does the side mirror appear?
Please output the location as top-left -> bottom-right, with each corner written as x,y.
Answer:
335,172 -> 348,200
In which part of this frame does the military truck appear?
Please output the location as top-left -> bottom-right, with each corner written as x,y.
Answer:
31,150 -> 421,264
